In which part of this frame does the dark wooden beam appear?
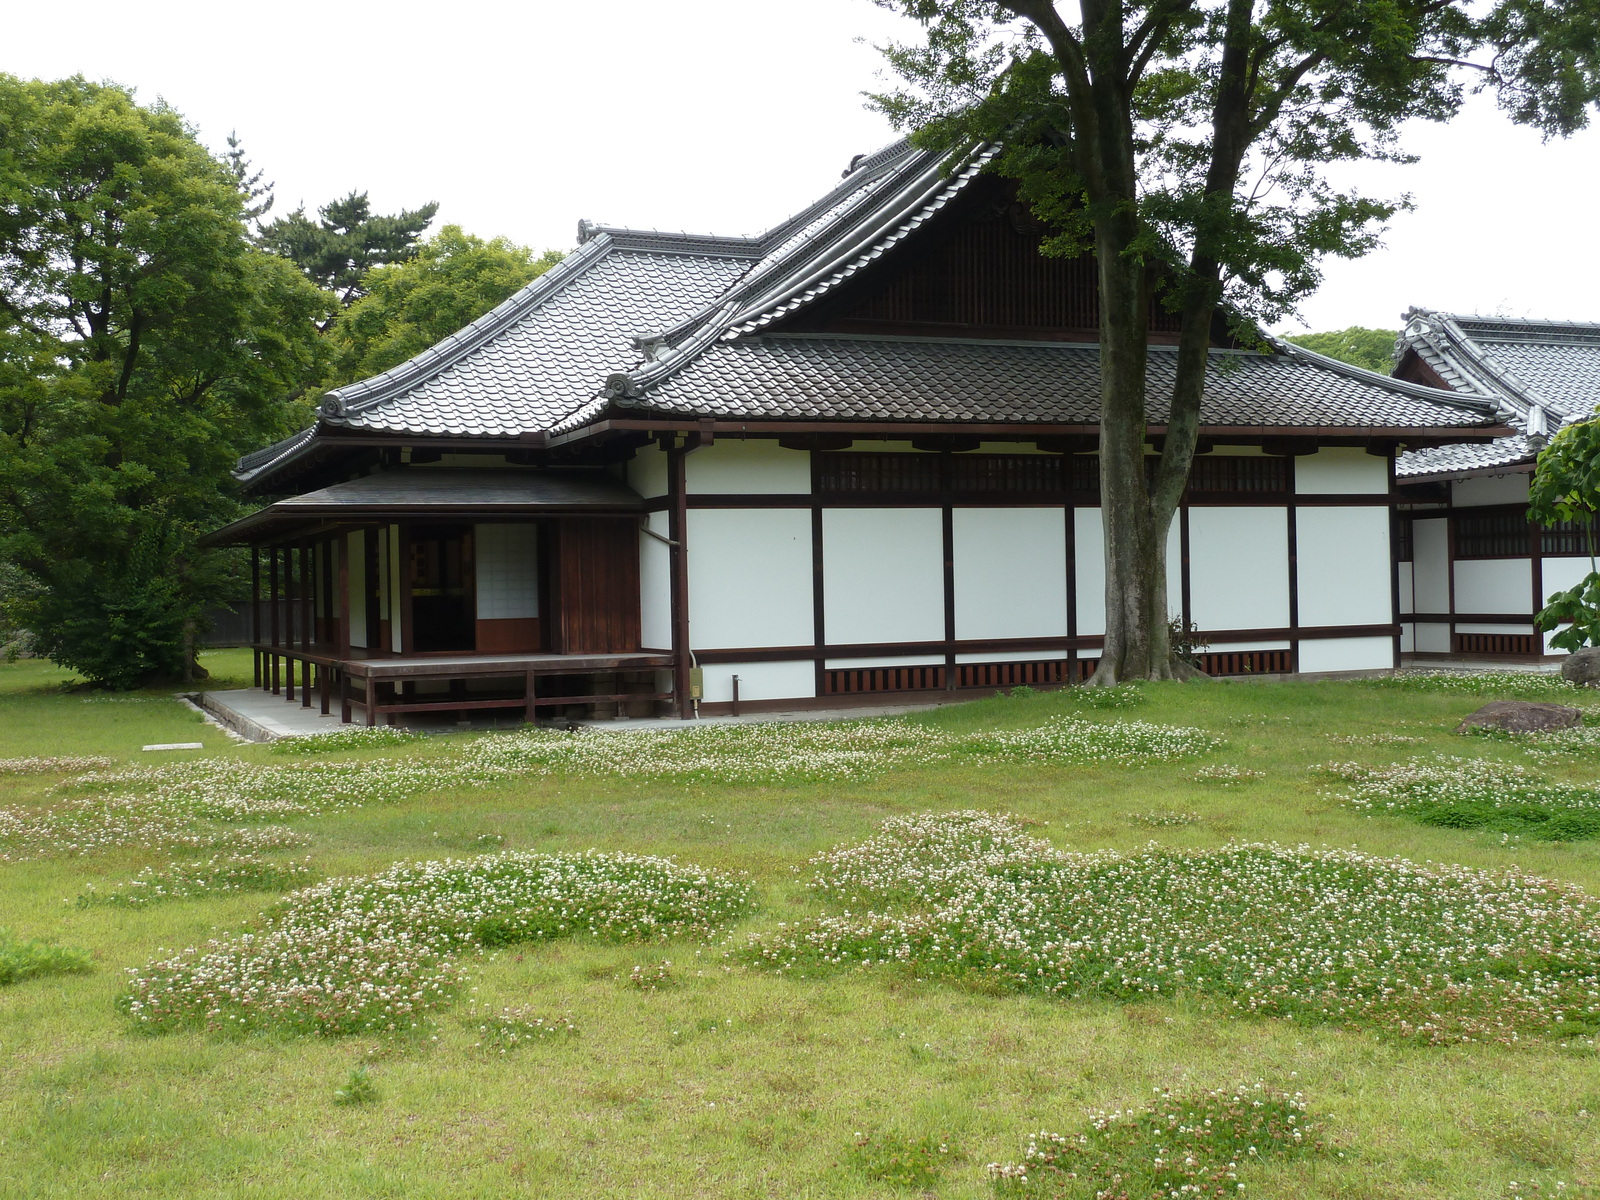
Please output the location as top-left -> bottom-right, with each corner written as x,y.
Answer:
667,441 -> 692,719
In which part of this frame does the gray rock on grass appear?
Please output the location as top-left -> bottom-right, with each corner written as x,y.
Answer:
1562,647 -> 1600,687
1456,700 -> 1582,735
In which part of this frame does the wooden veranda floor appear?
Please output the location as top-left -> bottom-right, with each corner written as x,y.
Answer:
249,643 -> 674,725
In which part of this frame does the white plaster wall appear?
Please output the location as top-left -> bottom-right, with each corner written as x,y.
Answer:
347,530 -> 367,648
1074,508 -> 1179,636
1453,558 -> 1531,614
640,512 -> 672,651
823,507 -> 944,645
1452,473 -> 1530,507
954,649 -> 1071,663
1295,506 -> 1392,627
1202,639 -> 1291,652
826,654 -> 945,668
1400,623 -> 1415,653
1415,622 -> 1451,653
698,660 -> 815,704
687,441 -> 812,495
1542,556 -> 1595,599
388,526 -> 402,652
1188,507 -> 1289,631
1398,562 -> 1414,615
627,443 -> 669,499
1457,623 -> 1535,634
1411,519 -> 1450,613
474,524 -> 538,619
952,507 -> 1068,641
1297,635 -> 1394,673
1294,448 -> 1388,494
687,509 -> 813,650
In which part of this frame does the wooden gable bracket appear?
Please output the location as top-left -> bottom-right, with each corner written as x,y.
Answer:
1033,435 -> 1098,454
910,434 -> 982,453
1261,437 -> 1319,457
778,433 -> 855,452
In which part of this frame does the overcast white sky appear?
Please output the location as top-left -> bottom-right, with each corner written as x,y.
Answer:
7,0 -> 1598,334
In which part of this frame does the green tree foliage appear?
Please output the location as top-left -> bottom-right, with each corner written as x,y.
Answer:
224,130 -> 274,224
1282,327 -> 1399,374
327,226 -> 563,386
259,191 -> 440,323
0,75 -> 328,687
868,0 -> 1600,681
1528,419 -> 1600,650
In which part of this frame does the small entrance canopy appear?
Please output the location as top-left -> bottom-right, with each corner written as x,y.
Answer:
200,468 -> 645,547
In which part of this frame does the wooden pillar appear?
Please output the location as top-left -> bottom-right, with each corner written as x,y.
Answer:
525,670 -> 538,724
397,525 -> 414,654
667,441 -> 693,719
269,547 -> 281,695
250,547 -> 262,687
337,532 -> 352,723
284,545 -> 297,703
300,542 -> 313,708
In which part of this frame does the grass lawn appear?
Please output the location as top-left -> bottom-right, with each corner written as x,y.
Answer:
2,654 -> 1598,1198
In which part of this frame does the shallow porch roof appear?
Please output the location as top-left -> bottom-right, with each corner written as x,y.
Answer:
202,467 -> 645,547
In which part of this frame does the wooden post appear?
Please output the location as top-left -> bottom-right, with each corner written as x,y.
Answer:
284,546 -> 297,703
668,441 -> 692,719
396,525 -> 414,654
251,547 -> 262,687
269,547 -> 281,694
525,670 -> 537,723
338,531 -> 352,724
300,542 -> 313,708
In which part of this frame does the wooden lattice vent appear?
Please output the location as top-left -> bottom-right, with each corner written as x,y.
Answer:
1451,632 -> 1539,656
1196,649 -> 1292,676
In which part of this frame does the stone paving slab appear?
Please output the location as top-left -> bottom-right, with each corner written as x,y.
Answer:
197,689 -> 347,742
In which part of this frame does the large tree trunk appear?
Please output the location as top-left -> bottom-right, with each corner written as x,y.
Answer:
1087,213 -> 1180,683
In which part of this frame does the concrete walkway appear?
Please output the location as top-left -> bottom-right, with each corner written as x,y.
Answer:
197,689 -> 348,742
197,686 -> 958,742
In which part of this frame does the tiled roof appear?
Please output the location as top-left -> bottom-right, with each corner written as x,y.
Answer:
237,230 -> 760,486
1393,310 -> 1600,478
204,468 -> 643,546
237,141 -> 1500,488
1395,434 -> 1537,481
591,334 -> 1495,430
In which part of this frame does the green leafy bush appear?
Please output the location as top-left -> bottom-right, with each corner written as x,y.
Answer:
750,812 -> 1600,1043
119,851 -> 754,1036
846,1130 -> 959,1189
1325,755 -> 1600,840
333,1065 -> 378,1106
0,928 -> 92,986
990,1083 -> 1324,1196
76,855 -> 319,907
270,727 -> 426,755
1365,671 -> 1580,700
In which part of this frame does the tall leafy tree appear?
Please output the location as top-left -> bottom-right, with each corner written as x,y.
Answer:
224,130 -> 275,224
1283,326 -> 1398,374
260,191 -> 440,325
869,0 -> 1600,682
0,75 -> 328,687
327,225 -> 563,386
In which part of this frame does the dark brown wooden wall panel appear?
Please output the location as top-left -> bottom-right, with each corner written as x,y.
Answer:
785,176 -> 1184,339
552,519 -> 641,655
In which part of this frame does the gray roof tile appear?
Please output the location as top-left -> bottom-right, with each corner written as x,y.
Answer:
1396,434 -> 1536,480
609,334 -> 1496,430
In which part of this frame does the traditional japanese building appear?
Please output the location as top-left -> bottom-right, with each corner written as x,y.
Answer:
1394,311 -> 1600,660
205,140 -> 1504,723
